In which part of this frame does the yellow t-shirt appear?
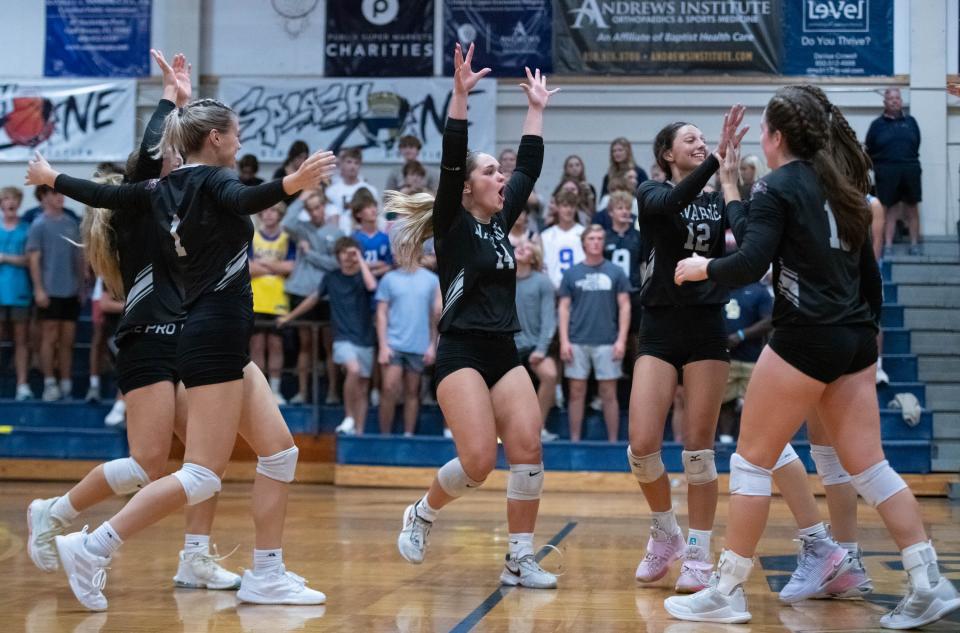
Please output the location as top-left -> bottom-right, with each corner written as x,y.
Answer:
250,229 -> 294,315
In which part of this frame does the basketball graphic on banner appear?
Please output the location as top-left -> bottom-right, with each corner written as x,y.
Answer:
3,97 -> 56,147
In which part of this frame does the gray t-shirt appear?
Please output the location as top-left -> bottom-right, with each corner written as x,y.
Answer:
375,267 -> 439,354
26,212 -> 82,298
559,260 -> 629,345
514,270 -> 556,354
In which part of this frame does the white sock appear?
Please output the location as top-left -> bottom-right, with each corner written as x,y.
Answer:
509,533 -> 535,560
415,495 -> 438,522
184,533 -> 209,555
651,508 -> 680,537
50,494 -> 79,524
269,377 -> 281,393
44,377 -> 56,387
89,375 -> 100,389
253,548 -> 283,575
85,521 -> 123,558
839,541 -> 859,556
877,357 -> 884,370
798,522 -> 828,540
687,529 -> 712,556
60,378 -> 72,395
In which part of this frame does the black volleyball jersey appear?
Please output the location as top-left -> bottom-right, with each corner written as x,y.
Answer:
433,117 -> 543,335
55,167 -> 287,310
110,99 -> 186,340
636,154 -> 746,307
707,160 -> 881,328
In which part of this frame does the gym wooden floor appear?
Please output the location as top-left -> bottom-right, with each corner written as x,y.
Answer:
4,482 -> 960,632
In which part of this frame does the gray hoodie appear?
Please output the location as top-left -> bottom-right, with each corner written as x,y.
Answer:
282,200 -> 344,297
514,270 -> 556,355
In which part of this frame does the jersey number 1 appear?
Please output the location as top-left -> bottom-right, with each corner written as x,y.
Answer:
824,203 -> 850,251
170,215 -> 187,257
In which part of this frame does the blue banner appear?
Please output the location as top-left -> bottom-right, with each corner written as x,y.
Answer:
325,0 -> 434,77
782,0 -> 893,76
45,0 -> 151,78
444,0 -> 552,77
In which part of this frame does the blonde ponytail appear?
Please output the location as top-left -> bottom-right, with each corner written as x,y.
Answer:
385,189 -> 436,269
152,98 -> 235,160
80,174 -> 125,299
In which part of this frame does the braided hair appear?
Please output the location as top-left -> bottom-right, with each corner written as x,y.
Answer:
764,86 -> 871,251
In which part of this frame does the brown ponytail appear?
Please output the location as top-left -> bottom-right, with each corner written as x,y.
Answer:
764,86 -> 871,251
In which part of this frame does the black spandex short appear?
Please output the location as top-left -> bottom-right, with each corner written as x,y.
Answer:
289,293 -> 331,323
177,293 -> 253,388
637,304 -> 729,373
874,162 -> 922,207
37,296 -> 80,321
115,329 -> 181,394
769,324 -> 877,383
435,331 -> 521,389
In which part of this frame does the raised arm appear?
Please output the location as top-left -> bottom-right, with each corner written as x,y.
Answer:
433,43 -> 489,238
501,67 -> 556,230
636,154 -> 720,217
718,140 -> 749,243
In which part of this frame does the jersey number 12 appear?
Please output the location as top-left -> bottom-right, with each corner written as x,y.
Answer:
684,223 -> 711,253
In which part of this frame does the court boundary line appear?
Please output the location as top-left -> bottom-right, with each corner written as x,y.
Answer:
449,521 -> 578,633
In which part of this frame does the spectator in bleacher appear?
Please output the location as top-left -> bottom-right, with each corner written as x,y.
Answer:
559,154 -> 597,213
717,280 -> 773,443
352,197 -> 393,278
273,140 -> 310,204
283,190 -> 344,404
550,179 -> 592,226
508,209 -> 540,248
604,191 -> 644,365
0,186 -> 32,400
498,148 -> 517,179
386,135 -> 438,192
541,189 -> 585,288
601,137 -> 649,197
27,184 -> 83,401
238,153 -> 264,186
514,240 -> 558,441
738,154 -> 767,201
281,237 -> 377,435
559,225 -> 630,442
865,87 -> 923,255
327,147 -> 379,234
594,175 -> 639,231
649,162 -> 667,183
398,160 -> 430,195
20,184 -> 79,226
250,202 -> 296,404
375,261 -> 440,436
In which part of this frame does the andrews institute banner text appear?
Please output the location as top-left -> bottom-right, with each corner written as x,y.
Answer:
443,0 -> 552,77
219,78 -> 497,163
554,0 -> 781,75
0,80 -> 135,162
325,0 -> 434,77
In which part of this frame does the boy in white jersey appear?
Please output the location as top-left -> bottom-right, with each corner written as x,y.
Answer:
540,190 -> 584,288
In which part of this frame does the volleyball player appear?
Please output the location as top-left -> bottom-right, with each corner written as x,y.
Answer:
26,50 -> 237,591
628,107 -> 748,592
666,86 -> 959,629
25,99 -> 336,610
386,44 -> 559,587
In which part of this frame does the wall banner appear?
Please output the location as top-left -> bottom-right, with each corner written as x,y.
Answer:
554,0 -> 782,75
0,80 -> 135,162
325,0 -> 434,77
781,0 -> 893,76
219,77 -> 497,163
45,0 -> 151,78
443,0 -> 552,77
